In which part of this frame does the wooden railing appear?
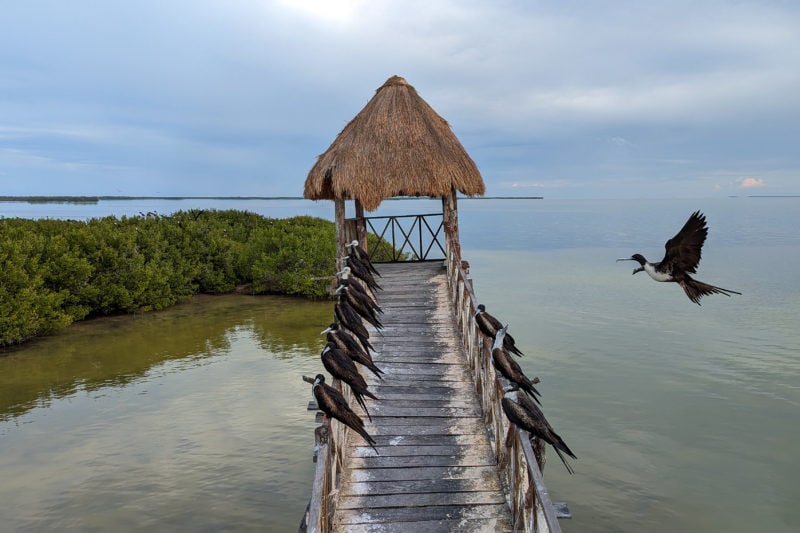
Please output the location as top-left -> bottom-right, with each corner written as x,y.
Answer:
446,249 -> 564,533
344,213 -> 445,262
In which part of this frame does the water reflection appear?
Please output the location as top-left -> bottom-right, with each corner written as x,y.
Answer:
0,295 -> 332,421
0,294 -> 333,532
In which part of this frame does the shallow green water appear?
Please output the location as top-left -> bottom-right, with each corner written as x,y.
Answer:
0,294 -> 332,532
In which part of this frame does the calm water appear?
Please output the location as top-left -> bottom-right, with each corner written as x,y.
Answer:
1,197 -> 799,532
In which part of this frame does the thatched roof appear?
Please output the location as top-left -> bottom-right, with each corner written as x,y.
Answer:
303,75 -> 485,211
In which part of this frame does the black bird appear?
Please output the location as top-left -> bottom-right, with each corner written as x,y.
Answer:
502,384 -> 576,474
309,374 -> 378,454
334,298 -> 374,353
617,211 -> 741,305
492,326 -> 541,404
346,239 -> 381,277
336,284 -> 383,329
337,271 -> 382,313
321,341 -> 379,421
475,304 -> 524,357
322,323 -> 384,379
344,255 -> 382,292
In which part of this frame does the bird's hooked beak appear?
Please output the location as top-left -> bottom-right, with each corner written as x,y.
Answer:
616,256 -> 644,275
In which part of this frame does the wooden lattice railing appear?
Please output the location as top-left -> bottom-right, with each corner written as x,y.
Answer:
446,249 -> 564,533
343,213 -> 445,262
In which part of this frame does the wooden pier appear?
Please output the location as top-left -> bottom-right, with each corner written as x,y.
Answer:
302,254 -> 565,533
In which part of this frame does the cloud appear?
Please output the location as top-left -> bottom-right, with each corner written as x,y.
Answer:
737,177 -> 765,188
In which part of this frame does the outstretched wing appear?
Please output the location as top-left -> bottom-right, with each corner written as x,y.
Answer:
661,211 -> 707,274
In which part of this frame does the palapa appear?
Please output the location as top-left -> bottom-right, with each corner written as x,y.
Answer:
304,75 -> 485,211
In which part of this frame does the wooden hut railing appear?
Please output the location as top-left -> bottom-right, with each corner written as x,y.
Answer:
344,213 -> 445,262
446,249 -> 564,533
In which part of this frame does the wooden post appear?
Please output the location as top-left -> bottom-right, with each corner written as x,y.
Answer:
335,198 -> 346,283
442,186 -> 461,261
354,200 -> 367,252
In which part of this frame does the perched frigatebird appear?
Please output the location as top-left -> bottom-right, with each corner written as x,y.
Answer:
344,255 -> 382,292
475,304 -> 524,357
321,341 -> 379,421
336,284 -> 383,329
334,297 -> 374,353
337,269 -> 381,313
322,323 -> 384,379
308,374 -> 378,454
492,326 -> 541,404
502,384 -> 576,474
617,211 -> 741,305
346,240 -> 381,277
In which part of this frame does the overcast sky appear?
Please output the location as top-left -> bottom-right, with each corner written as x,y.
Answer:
2,1 -> 798,199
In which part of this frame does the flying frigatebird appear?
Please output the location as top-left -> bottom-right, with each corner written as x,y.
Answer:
501,384 -> 576,474
475,304 -> 524,357
492,326 -> 541,404
307,374 -> 378,454
320,341 -> 379,421
617,210 -> 741,305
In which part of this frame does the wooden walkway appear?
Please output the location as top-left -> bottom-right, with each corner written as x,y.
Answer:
332,261 -> 513,532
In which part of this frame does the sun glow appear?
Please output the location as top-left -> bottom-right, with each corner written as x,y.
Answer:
279,0 -> 363,23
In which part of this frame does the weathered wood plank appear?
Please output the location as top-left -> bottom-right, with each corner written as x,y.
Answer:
342,465 -> 502,483
335,503 -> 511,525
330,262 -> 513,533
339,517 -> 512,533
337,490 -> 506,510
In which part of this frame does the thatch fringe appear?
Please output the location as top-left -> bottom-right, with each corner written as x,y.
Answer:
304,75 -> 485,211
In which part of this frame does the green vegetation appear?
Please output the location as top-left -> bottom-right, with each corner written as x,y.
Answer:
1,210 -> 391,347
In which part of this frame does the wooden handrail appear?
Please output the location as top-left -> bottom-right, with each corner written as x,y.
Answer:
446,248 -> 563,533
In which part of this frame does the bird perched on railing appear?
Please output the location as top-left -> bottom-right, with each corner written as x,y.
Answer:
307,374 -> 378,454
475,304 -> 524,357
346,240 -> 381,277
492,326 -> 541,404
617,210 -> 741,305
337,267 -> 381,312
336,284 -> 383,330
502,384 -> 576,474
321,341 -> 379,421
335,297 -> 374,354
343,255 -> 382,292
322,323 -> 384,379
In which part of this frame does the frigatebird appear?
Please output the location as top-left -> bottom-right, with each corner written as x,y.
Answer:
346,240 -> 381,277
337,270 -> 382,313
321,342 -> 379,421
334,297 -> 374,353
501,384 -> 576,474
322,323 -> 384,379
344,255 -> 382,292
492,326 -> 541,404
617,211 -> 741,305
475,304 -> 524,357
336,284 -> 383,329
309,374 -> 378,454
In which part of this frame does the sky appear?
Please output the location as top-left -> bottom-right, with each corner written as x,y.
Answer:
1,0 -> 799,199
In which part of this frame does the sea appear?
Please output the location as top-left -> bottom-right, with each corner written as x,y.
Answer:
1,196 -> 798,532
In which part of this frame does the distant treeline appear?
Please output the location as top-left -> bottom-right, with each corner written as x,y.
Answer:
0,210 -> 375,347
